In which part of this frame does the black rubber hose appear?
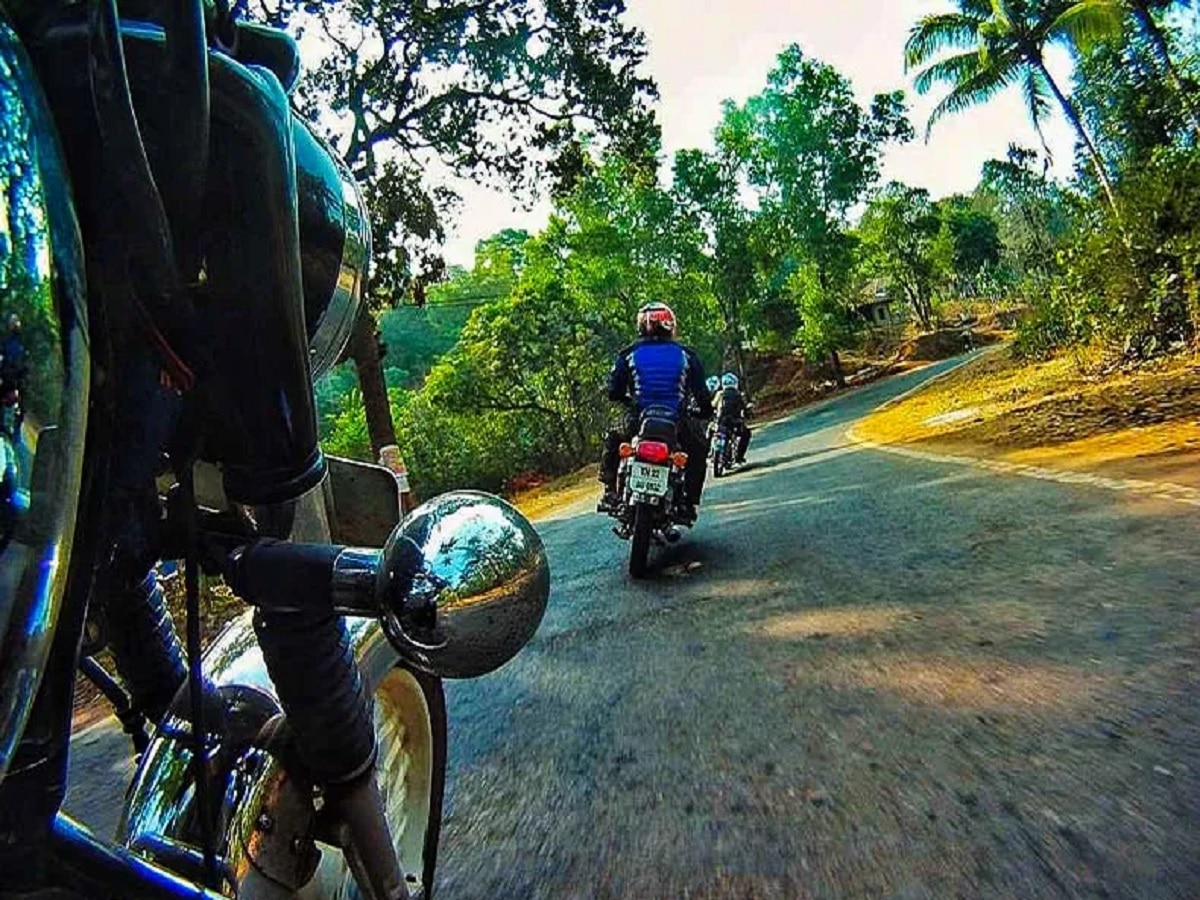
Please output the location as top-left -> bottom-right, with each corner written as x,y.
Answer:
105,570 -> 188,725
228,540 -> 376,785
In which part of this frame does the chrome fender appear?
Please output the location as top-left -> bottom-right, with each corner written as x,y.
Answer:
117,610 -> 441,898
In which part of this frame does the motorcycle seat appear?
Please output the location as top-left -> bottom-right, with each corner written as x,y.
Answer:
638,407 -> 678,444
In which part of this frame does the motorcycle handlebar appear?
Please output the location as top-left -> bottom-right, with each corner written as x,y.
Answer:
222,492 -> 551,681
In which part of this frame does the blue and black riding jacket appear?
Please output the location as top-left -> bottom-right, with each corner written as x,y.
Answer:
607,338 -> 714,420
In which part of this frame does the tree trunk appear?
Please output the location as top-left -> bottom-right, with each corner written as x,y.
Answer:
906,283 -> 932,331
733,339 -> 748,394
1035,57 -> 1118,213
1131,3 -> 1200,134
829,349 -> 845,388
349,307 -> 397,458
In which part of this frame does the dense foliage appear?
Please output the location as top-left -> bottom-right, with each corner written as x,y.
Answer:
311,1 -> 1198,496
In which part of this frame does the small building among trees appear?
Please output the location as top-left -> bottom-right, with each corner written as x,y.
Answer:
854,281 -> 904,328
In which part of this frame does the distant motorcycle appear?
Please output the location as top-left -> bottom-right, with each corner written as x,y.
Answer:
711,422 -> 734,478
601,406 -> 693,578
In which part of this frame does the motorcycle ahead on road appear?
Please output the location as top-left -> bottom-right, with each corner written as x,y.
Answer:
710,421 -> 736,478
0,2 -> 549,898
600,406 -> 694,578
709,401 -> 753,479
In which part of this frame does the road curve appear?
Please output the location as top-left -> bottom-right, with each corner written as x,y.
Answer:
435,354 -> 1199,898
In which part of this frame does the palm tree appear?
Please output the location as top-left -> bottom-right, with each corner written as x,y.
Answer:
1116,0 -> 1200,132
905,0 -> 1122,210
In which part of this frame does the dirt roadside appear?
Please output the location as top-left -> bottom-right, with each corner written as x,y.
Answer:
852,345 -> 1200,489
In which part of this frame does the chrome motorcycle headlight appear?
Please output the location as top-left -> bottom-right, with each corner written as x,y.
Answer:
294,119 -> 371,381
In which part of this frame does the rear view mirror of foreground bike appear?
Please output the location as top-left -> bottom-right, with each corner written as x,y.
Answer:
227,491 -> 551,679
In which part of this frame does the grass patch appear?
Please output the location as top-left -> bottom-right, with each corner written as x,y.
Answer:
510,464 -> 601,522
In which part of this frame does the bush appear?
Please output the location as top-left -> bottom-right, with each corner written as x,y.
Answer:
1013,289 -> 1080,359
322,387 -> 373,460
1015,146 -> 1200,360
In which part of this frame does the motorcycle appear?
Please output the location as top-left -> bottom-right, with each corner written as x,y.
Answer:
709,400 -> 753,479
602,406 -> 692,578
0,2 -> 550,898
710,422 -> 735,478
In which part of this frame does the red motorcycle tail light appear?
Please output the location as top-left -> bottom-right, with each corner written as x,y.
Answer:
634,440 -> 671,464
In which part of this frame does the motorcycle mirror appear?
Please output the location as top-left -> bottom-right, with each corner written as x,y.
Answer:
375,492 -> 550,679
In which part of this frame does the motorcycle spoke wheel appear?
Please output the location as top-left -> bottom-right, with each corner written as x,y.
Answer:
301,669 -> 436,900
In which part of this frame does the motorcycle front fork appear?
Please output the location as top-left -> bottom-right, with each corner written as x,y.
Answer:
326,774 -> 411,900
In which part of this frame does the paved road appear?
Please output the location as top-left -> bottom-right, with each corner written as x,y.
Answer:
67,355 -> 1200,898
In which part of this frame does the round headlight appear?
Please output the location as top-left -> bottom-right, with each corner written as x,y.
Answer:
294,118 -> 371,380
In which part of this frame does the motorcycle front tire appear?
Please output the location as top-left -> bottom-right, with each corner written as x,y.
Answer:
119,623 -> 447,900
302,667 -> 446,900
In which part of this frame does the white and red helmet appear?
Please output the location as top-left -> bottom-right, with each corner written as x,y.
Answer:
636,302 -> 677,339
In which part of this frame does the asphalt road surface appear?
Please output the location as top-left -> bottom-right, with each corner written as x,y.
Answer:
67,355 -> 1200,898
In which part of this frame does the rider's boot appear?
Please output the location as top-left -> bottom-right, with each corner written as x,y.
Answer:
597,484 -> 620,513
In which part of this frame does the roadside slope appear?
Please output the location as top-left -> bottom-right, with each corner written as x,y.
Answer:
852,347 -> 1200,490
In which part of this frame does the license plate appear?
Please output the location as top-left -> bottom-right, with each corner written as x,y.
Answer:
627,461 -> 669,496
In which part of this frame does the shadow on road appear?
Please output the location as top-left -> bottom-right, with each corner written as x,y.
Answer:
729,444 -> 853,475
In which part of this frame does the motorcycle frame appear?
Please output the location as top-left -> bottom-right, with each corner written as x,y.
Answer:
0,5 -> 443,897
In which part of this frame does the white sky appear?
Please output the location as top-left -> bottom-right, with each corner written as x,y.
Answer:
440,0 -> 1080,267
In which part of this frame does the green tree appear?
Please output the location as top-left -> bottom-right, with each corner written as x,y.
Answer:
905,0 -> 1123,209
1072,12 -> 1197,173
932,194 -> 1003,297
672,148 -> 757,378
1092,0 -> 1200,132
379,152 -> 726,492
717,45 -> 912,378
250,0 -> 659,457
857,183 -> 943,329
558,155 -> 718,362
790,261 -> 857,383
975,145 -> 1075,286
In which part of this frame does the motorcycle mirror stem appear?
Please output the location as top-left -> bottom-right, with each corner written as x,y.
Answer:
224,491 -> 550,681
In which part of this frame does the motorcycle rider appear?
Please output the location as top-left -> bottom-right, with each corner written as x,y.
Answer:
715,371 -> 751,465
599,302 -> 714,524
